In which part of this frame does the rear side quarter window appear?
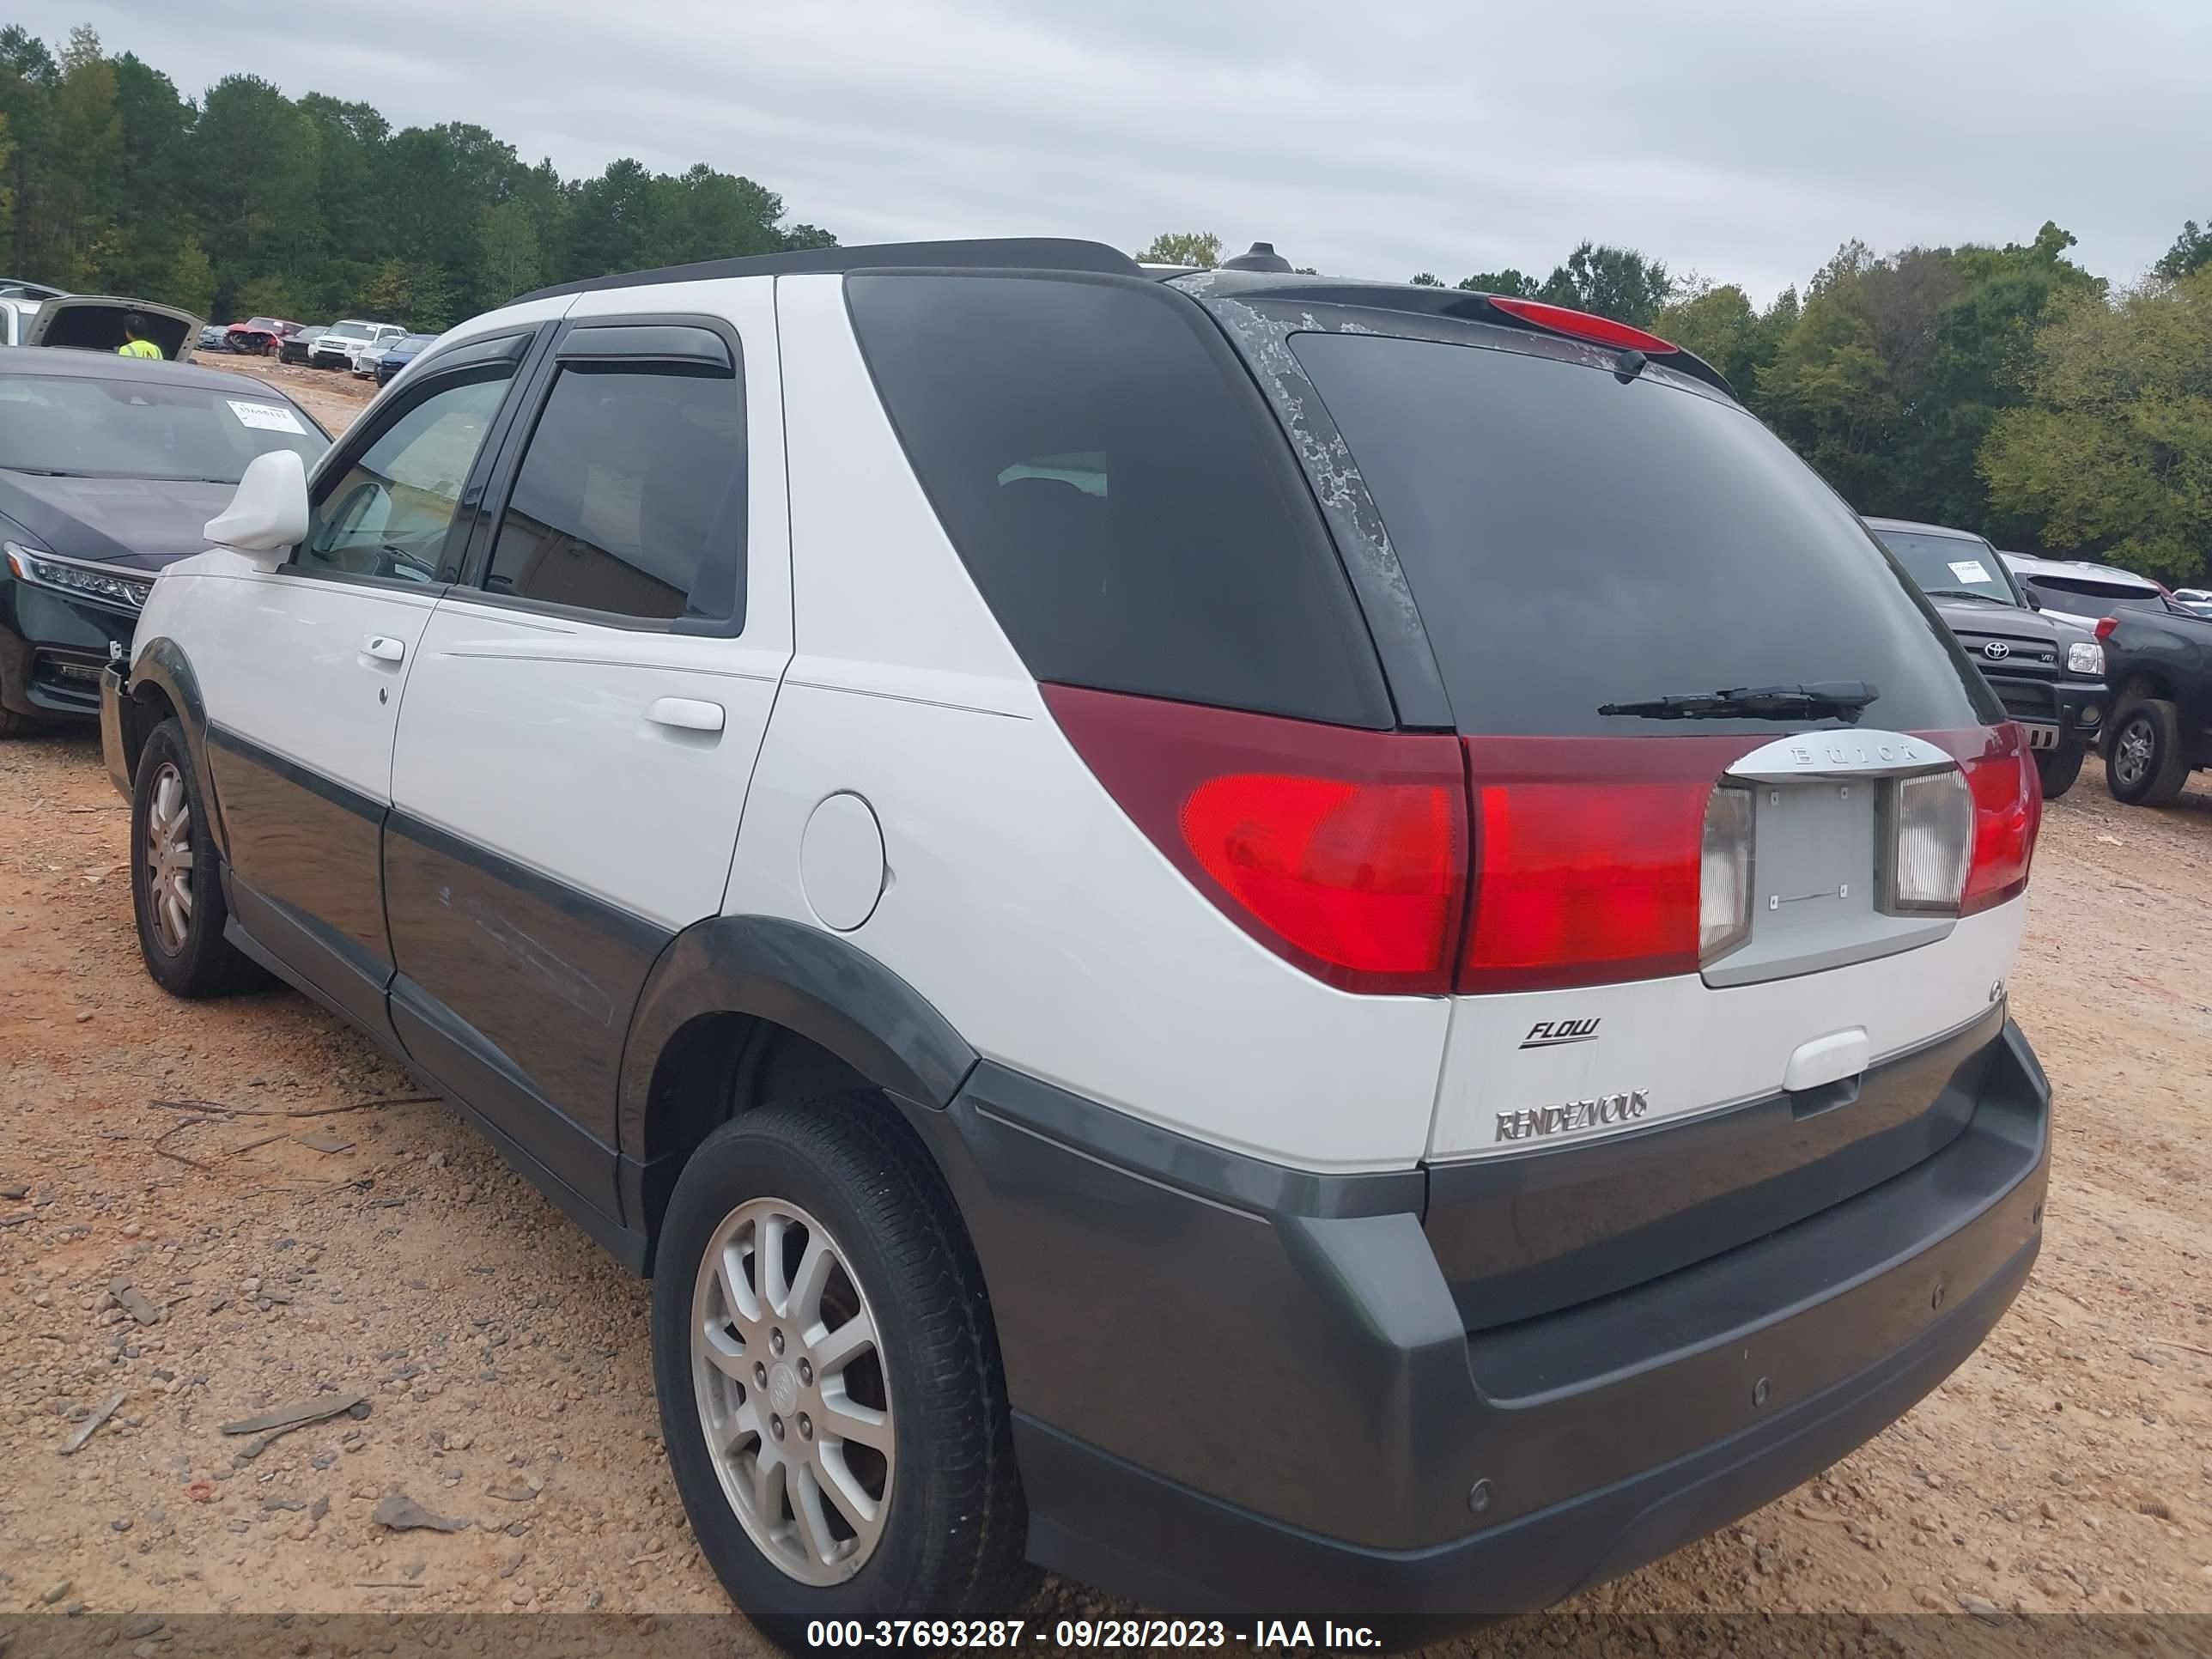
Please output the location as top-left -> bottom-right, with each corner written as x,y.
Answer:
846,272 -> 1391,728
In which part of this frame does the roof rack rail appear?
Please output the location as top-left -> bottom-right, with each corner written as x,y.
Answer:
516,237 -> 1142,302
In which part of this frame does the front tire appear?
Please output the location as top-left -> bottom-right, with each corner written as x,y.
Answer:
2034,742 -> 2085,800
131,719 -> 268,997
651,1097 -> 1032,1644
2106,699 -> 2191,806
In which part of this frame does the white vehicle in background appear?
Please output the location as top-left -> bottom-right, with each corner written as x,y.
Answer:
2002,550 -> 2167,626
308,319 -> 404,372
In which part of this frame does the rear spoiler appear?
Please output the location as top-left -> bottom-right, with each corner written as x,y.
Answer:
25,295 -> 204,362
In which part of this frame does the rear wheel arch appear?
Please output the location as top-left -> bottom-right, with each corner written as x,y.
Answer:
620,916 -> 980,1269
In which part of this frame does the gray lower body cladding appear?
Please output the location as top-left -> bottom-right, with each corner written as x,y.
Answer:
917,1021 -> 2049,1620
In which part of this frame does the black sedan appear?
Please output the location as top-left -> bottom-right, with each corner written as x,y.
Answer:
0,350 -> 328,735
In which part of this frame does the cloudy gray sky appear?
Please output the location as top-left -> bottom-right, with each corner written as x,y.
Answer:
24,0 -> 2211,298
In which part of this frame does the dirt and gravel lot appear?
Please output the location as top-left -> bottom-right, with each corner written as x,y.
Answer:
1,366 -> 2208,1649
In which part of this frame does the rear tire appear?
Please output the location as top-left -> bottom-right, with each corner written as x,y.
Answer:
651,1096 -> 1033,1644
2033,742 -> 2085,801
131,719 -> 269,997
2105,699 -> 2191,806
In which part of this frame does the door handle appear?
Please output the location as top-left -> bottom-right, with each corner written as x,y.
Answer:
646,696 -> 725,733
361,635 -> 405,664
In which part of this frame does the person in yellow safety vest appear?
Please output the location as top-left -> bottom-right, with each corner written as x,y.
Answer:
116,313 -> 163,359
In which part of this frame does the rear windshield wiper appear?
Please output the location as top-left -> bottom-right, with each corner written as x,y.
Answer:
1599,681 -> 1879,722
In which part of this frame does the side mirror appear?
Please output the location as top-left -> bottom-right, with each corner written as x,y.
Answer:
204,448 -> 310,568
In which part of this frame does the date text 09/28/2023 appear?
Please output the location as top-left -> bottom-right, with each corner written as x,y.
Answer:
803,1619 -> 1385,1650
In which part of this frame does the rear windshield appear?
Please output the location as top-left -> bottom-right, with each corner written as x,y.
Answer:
0,374 -> 325,483
848,272 -> 1392,727
1291,331 -> 1989,736
1872,529 -> 2020,608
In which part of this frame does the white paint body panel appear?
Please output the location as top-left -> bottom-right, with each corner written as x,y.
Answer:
736,278 -> 1450,1171
390,276 -> 791,933
1426,898 -> 2026,1163
145,553 -> 435,801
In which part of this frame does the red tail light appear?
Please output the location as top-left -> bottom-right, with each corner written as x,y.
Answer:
1955,725 -> 2041,915
1484,295 -> 1679,356
1456,737 -> 1758,993
2094,615 -> 2118,641
1041,685 -> 1466,994
1048,687 -> 2040,999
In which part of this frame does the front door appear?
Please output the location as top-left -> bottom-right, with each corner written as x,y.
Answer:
384,280 -> 792,1216
199,336 -> 535,1032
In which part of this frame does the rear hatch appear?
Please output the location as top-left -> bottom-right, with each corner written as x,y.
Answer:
27,295 -> 200,361
1223,295 -> 2041,1328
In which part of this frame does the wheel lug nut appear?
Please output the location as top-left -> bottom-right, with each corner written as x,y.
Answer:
770,1414 -> 785,1440
754,1362 -> 768,1389
770,1329 -> 785,1356
798,1413 -> 812,1441
798,1358 -> 812,1385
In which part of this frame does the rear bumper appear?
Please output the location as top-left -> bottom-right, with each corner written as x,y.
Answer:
920,1018 -> 2048,1623
1019,1226 -> 2033,1623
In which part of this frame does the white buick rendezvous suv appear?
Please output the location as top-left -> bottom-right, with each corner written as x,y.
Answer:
103,238 -> 2049,1644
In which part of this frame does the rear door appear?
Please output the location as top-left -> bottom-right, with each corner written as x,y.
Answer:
1273,316 -> 2036,1323
383,280 -> 790,1213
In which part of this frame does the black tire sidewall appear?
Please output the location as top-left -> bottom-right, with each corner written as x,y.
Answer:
650,1109 -> 977,1637
2106,701 -> 2185,805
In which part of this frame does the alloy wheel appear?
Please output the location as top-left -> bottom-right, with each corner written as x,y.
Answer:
2112,716 -> 2154,790
691,1196 -> 896,1584
143,761 -> 194,954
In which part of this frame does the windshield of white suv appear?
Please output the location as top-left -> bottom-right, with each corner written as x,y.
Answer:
324,323 -> 371,342
1872,529 -> 2021,606
0,374 -> 325,483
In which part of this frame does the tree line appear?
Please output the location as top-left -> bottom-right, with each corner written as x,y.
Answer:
1144,225 -> 2212,586
0,24 -> 832,335
0,25 -> 2200,586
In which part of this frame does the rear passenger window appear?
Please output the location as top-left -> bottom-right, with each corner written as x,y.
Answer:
846,273 -> 1390,727
485,363 -> 745,626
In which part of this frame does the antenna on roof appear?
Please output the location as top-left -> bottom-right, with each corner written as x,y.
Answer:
1220,241 -> 1293,273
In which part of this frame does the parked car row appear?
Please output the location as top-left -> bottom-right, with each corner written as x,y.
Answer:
198,314 -> 416,375
1865,518 -> 2106,799
1865,517 -> 2209,810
